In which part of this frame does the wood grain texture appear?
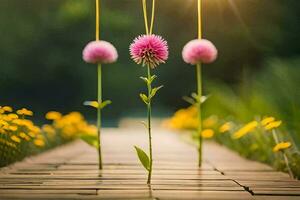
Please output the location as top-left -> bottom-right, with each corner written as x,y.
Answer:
0,128 -> 299,200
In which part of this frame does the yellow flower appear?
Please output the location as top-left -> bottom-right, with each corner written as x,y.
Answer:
273,142 -> 291,152
7,114 -> 18,120
28,131 -> 36,138
265,120 -> 282,131
34,139 -> 45,147
42,124 -> 56,138
2,106 -> 13,112
8,125 -> 18,132
45,111 -> 62,121
219,122 -> 232,133
28,125 -> 41,134
10,135 -> 21,143
233,121 -> 258,139
201,129 -> 214,139
203,116 -> 217,128
19,132 -> 31,141
261,117 -> 275,126
17,108 -> 33,116
165,106 -> 199,130
84,101 -> 99,108
0,119 -> 9,126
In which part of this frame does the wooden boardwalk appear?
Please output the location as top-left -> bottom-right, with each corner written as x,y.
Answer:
0,128 -> 299,200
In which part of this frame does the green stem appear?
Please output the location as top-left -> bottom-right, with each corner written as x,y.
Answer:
272,130 -> 293,178
149,0 -> 155,34
282,152 -> 294,179
196,63 -> 202,167
142,0 -> 149,35
146,65 -> 153,184
97,64 -> 103,170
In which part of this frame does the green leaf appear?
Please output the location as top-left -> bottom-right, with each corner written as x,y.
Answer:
139,93 -> 149,104
140,121 -> 148,129
134,146 -> 150,171
150,85 -> 163,98
80,134 -> 98,148
191,93 -> 210,104
99,100 -> 112,109
149,75 -> 157,83
191,93 -> 200,102
139,76 -> 148,84
182,96 -> 196,105
200,95 -> 210,103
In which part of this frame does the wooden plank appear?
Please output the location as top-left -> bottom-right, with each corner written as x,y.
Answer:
0,129 -> 298,200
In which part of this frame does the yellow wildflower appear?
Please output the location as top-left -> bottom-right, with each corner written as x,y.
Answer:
265,120 -> 282,131
273,142 -> 291,152
17,108 -> 33,116
261,117 -> 275,126
19,132 -> 31,141
28,131 -> 36,138
28,125 -> 41,134
165,107 -> 199,130
201,129 -> 214,138
8,125 -> 18,131
0,120 -> 9,126
10,135 -> 21,143
34,139 -> 45,147
219,122 -> 232,133
42,124 -> 56,138
203,116 -> 217,128
233,121 -> 258,139
7,114 -> 18,120
45,111 -> 62,121
2,106 -> 13,112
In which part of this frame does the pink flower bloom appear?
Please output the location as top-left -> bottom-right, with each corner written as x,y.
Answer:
130,34 -> 169,68
182,39 -> 217,65
83,40 -> 118,64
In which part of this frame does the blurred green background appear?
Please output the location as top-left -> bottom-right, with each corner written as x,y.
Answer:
0,0 -> 299,135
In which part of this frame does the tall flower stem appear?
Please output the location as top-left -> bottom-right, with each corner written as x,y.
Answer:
196,0 -> 203,167
149,0 -> 156,35
97,64 -> 103,170
196,63 -> 202,167
146,65 -> 153,184
142,0 -> 149,35
141,0 -> 156,184
95,0 -> 102,170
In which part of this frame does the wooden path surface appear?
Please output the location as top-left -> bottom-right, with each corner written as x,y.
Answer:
0,128 -> 300,200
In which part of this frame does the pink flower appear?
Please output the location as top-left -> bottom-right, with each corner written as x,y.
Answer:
182,39 -> 217,65
83,41 -> 118,64
130,34 -> 169,68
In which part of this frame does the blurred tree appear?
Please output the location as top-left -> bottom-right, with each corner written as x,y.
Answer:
0,0 -> 299,124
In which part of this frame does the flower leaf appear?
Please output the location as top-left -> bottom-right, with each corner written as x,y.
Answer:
183,96 -> 196,105
149,75 -> 157,83
80,134 -> 98,149
134,146 -> 150,171
139,76 -> 148,84
140,121 -> 148,129
99,100 -> 112,109
139,93 -> 149,104
83,101 -> 99,109
191,93 -> 210,104
150,85 -> 163,98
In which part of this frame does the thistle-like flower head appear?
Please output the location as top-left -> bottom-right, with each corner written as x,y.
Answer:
83,40 -> 118,64
182,39 -> 217,65
130,34 -> 169,68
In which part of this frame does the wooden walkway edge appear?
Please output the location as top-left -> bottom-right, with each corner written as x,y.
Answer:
0,128 -> 299,200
